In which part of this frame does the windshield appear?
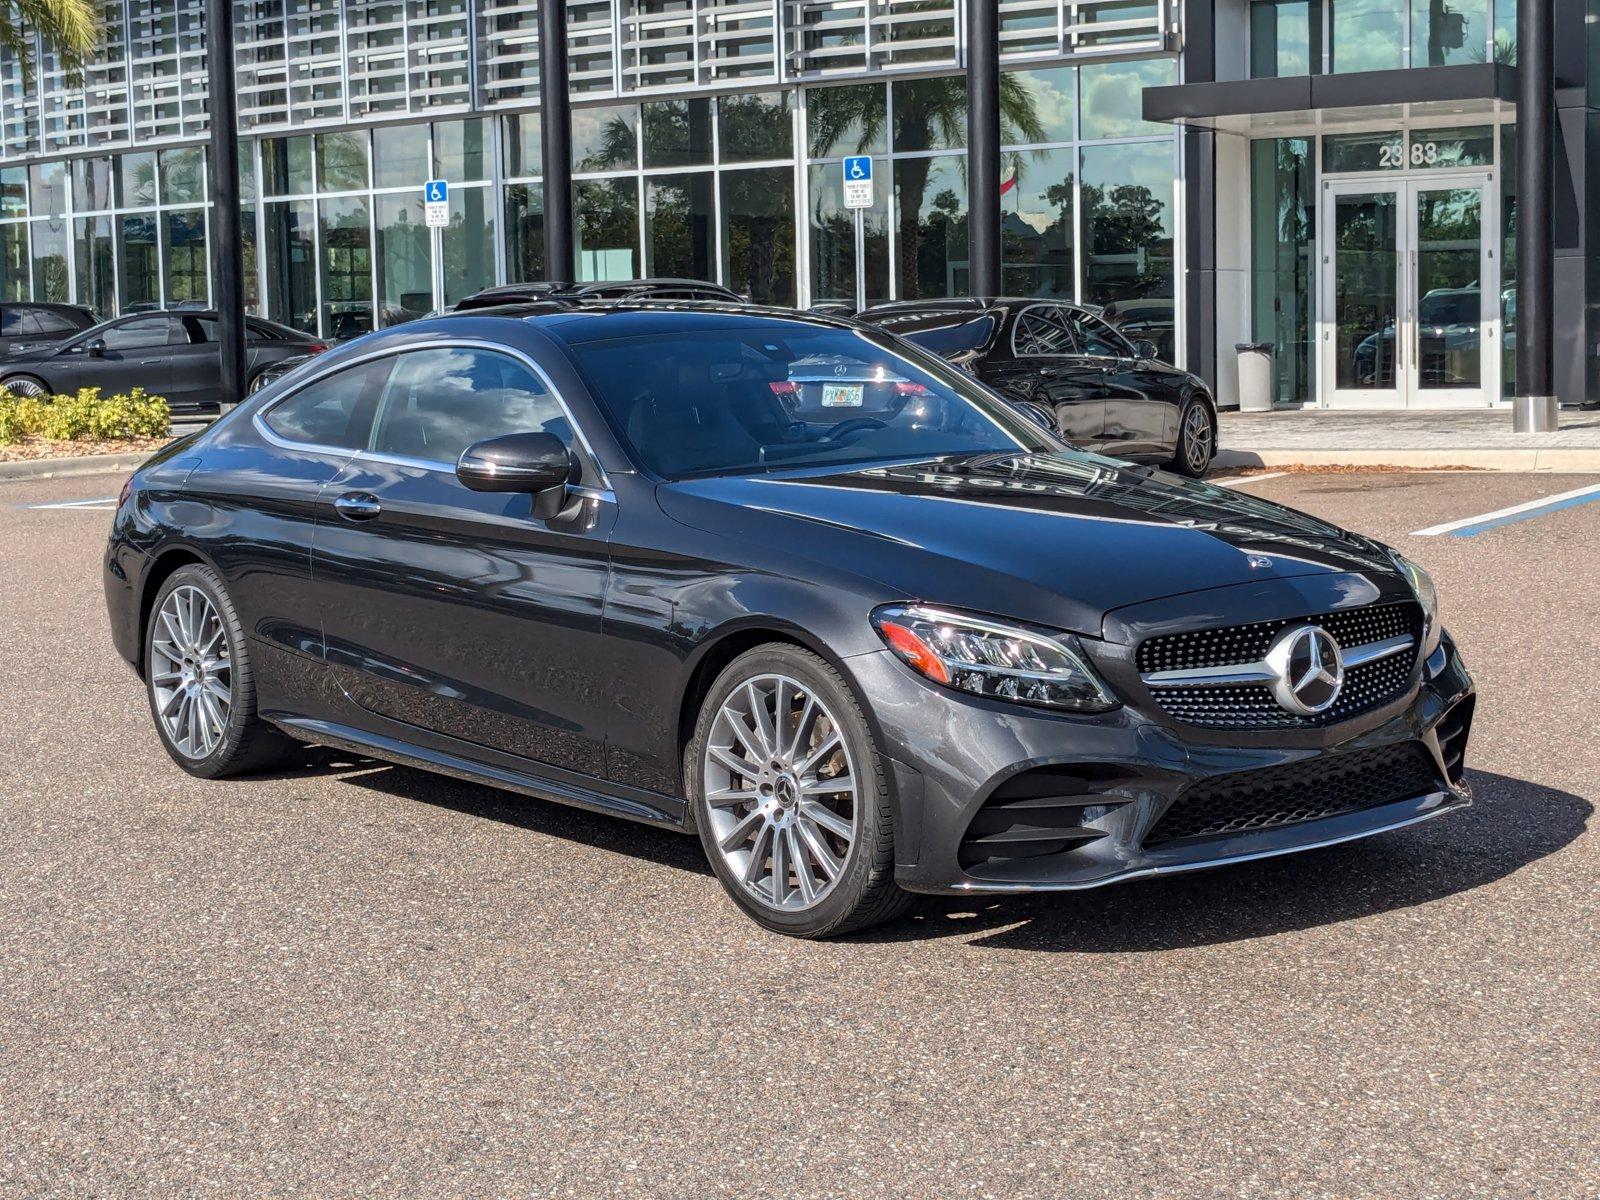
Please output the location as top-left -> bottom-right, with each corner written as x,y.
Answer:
563,321 -> 1051,479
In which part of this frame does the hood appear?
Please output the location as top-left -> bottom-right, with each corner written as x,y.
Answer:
657,452 -> 1403,636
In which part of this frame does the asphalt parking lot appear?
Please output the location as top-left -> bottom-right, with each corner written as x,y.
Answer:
2,468 -> 1596,1197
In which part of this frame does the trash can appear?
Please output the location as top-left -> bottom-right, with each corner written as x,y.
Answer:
1234,342 -> 1275,413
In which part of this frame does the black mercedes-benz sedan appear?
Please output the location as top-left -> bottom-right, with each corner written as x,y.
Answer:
856,298 -> 1218,476
104,303 -> 1474,938
1,310 -> 325,411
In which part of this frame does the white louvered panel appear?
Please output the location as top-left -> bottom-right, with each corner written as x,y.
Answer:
176,1 -> 209,134
785,0 -> 868,75
285,0 -> 345,123
1064,0 -> 1168,53
997,0 -> 1062,55
620,0 -> 697,91
874,0 -> 956,67
0,49 -> 40,157
700,0 -> 777,82
128,0 -> 185,142
478,0 -> 541,106
568,0 -> 620,95
348,0 -> 409,117
408,0 -> 473,110
235,0 -> 289,130
79,2 -> 133,146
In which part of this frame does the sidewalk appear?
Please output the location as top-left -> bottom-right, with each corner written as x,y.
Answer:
1217,408 -> 1600,472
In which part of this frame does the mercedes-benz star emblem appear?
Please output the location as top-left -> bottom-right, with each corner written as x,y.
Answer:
1264,624 -> 1344,715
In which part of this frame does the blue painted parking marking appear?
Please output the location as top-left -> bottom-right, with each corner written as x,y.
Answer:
1412,482 -> 1600,537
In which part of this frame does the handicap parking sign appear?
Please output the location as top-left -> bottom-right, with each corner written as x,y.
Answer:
842,156 -> 873,209
424,179 -> 450,228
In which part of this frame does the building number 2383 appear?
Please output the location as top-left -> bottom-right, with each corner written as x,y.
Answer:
1379,140 -> 1441,168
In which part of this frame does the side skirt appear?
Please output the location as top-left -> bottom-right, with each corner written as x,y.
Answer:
272,715 -> 688,832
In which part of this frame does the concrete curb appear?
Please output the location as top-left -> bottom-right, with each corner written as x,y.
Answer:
0,452 -> 152,483
1214,448 -> 1600,472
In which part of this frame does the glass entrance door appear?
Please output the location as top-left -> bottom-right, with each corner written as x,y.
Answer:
1320,173 -> 1498,407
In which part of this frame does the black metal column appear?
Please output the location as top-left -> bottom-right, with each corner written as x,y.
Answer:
1515,0 -> 1557,429
206,0 -> 245,410
966,0 -> 1001,297
540,0 -> 574,282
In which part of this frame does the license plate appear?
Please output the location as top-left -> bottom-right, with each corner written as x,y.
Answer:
822,383 -> 864,408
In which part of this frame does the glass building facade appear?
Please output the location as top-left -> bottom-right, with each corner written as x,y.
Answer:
0,0 -> 1182,349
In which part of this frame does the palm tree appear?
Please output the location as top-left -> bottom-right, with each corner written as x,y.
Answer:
808,71 -> 1047,298
0,0 -> 100,84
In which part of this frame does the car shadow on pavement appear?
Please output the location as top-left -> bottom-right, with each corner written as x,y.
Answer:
860,770 -> 1591,950
312,751 -> 713,877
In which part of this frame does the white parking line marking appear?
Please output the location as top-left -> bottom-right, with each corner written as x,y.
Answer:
21,497 -> 118,511
1214,472 -> 1289,488
1411,482 -> 1600,537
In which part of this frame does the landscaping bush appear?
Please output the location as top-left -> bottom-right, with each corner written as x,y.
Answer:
0,386 -> 169,445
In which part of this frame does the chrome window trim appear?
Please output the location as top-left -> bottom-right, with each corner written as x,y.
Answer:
254,336 -> 613,491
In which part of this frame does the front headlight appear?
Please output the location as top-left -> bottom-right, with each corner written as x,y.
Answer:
870,604 -> 1119,713
1390,550 -> 1441,654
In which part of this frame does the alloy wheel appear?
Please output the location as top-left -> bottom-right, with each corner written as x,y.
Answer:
1184,403 -> 1214,473
702,673 -> 859,912
149,585 -> 232,759
3,377 -> 46,399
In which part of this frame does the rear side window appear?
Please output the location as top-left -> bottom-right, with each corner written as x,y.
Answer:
1012,307 -> 1077,356
262,357 -> 390,449
102,316 -> 183,350
368,347 -> 573,465
1067,313 -> 1130,358
32,308 -> 83,334
1,308 -> 40,334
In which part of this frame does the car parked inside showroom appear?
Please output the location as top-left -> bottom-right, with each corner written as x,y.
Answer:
855,297 -> 1217,476
105,302 -> 1474,938
0,310 -> 327,412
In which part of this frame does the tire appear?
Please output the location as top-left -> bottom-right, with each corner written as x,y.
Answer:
1,374 -> 50,400
685,644 -> 913,938
144,563 -> 295,778
1169,395 -> 1216,477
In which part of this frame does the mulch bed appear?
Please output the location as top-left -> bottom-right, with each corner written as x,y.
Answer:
0,435 -> 170,463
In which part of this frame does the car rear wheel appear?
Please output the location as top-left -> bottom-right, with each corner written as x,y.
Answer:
686,645 -> 912,938
1170,396 -> 1216,477
2,374 -> 49,399
145,564 -> 295,778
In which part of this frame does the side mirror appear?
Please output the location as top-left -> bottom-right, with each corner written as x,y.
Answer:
457,432 -> 578,518
1011,398 -> 1062,436
1132,339 -> 1159,360
85,338 -> 106,358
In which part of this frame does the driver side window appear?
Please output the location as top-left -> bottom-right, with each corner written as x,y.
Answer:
368,347 -> 575,467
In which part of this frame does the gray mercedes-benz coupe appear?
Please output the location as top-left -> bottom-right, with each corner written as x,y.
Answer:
105,302 -> 1475,937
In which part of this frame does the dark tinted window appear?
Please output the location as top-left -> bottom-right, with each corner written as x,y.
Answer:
1012,307 -> 1077,355
31,308 -> 83,334
263,357 -> 389,449
563,320 -> 1045,479
369,347 -> 573,464
899,314 -> 997,356
1068,313 -> 1130,358
1,308 -> 39,334
101,316 -> 183,350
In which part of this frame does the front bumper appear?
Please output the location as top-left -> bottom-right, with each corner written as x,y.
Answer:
849,631 -> 1474,896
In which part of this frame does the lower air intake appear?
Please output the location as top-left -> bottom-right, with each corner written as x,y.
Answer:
1144,741 -> 1440,846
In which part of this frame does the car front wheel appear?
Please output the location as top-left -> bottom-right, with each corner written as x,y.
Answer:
686,644 -> 912,938
145,564 -> 294,778
1170,396 -> 1216,477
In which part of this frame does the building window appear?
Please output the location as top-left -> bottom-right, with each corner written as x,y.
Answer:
1250,0 -> 1323,77
1330,0 -> 1405,71
1250,137 -> 1316,404
721,166 -> 796,305
1080,142 -> 1174,312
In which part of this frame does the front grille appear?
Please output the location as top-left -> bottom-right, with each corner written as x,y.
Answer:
1152,652 -> 1414,730
1136,602 -> 1420,673
1144,741 -> 1440,846
1137,602 -> 1421,729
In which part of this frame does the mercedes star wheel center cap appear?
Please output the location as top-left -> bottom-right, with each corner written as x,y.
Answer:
1265,624 -> 1345,716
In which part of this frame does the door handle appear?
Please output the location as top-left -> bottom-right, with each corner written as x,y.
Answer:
1038,366 -> 1060,378
333,492 -> 382,521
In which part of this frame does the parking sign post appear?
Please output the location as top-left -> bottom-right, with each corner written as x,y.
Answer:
842,156 -> 873,312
